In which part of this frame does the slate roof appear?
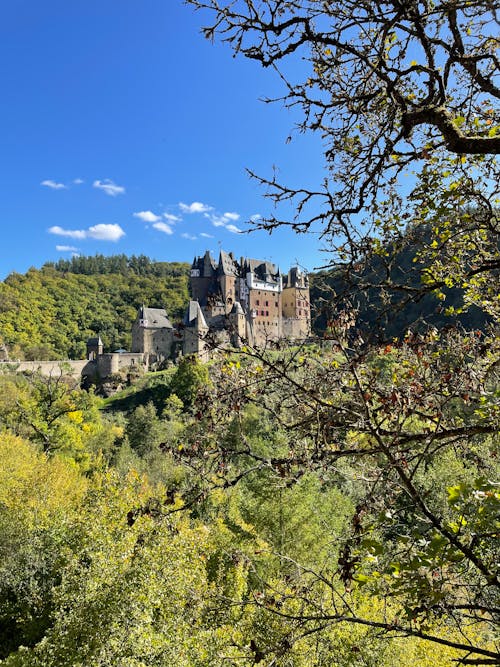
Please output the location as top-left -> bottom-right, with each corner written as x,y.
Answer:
284,266 -> 309,288
218,250 -> 239,276
140,306 -> 172,329
192,250 -> 217,277
230,301 -> 244,315
87,336 -> 103,346
184,301 -> 208,329
243,258 -> 280,282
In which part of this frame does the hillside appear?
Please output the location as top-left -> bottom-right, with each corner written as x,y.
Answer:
0,243 -> 491,361
309,230 -> 491,339
0,255 -> 190,360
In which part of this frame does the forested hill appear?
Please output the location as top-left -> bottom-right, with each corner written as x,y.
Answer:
309,231 -> 491,340
0,255 -> 190,360
1,246 -> 490,361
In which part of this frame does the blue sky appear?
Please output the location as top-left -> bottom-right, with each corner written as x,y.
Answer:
0,0 -> 329,279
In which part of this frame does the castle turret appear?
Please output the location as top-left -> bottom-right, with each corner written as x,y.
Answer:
218,250 -> 239,313
87,335 -> 103,360
190,250 -> 217,304
183,300 -> 209,359
228,301 -> 246,347
282,267 -> 311,339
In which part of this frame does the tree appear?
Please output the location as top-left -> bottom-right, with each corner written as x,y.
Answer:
0,433 -> 87,657
183,2 -> 500,662
188,0 -> 499,325
181,341 -> 499,664
170,354 -> 212,410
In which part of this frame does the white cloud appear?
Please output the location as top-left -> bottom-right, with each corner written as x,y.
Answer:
211,217 -> 226,228
73,178 -> 84,185
181,233 -> 197,240
41,179 -> 66,190
179,201 -> 213,214
250,213 -> 262,222
48,226 -> 86,239
87,224 -> 125,241
152,222 -> 174,235
48,223 -> 125,241
163,213 -> 181,223
206,211 -> 243,233
56,245 -> 79,252
200,232 -> 214,238
134,210 -> 161,223
93,179 -> 125,196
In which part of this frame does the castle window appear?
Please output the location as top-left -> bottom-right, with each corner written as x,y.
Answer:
265,300 -> 269,306
265,310 -> 269,316
275,301 -> 278,307
256,299 -> 260,306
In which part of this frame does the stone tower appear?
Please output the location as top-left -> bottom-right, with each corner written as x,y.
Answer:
228,301 -> 246,347
86,336 -> 103,360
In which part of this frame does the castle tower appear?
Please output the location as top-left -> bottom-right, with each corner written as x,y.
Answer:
190,250 -> 217,304
282,267 -> 311,339
217,250 -> 239,313
183,300 -> 210,360
86,335 -> 103,360
131,305 -> 173,362
228,301 -> 246,347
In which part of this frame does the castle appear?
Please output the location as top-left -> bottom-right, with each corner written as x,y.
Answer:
130,250 -> 311,363
2,250 -> 311,380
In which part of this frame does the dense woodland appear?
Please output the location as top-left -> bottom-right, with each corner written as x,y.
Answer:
0,240 -> 490,363
0,255 -> 190,360
1,0 -> 499,664
0,345 -> 497,666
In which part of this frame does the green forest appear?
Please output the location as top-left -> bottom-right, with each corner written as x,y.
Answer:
0,242 -> 490,364
1,1 -> 499,665
0,255 -> 190,360
0,338 -> 498,665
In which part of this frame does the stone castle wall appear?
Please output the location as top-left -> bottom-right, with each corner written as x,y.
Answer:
2,359 -> 94,378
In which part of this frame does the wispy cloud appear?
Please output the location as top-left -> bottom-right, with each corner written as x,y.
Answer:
41,179 -> 67,190
93,179 -> 125,196
134,210 -> 161,223
73,178 -> 84,185
250,213 -> 262,222
179,201 -> 213,214
48,226 -> 86,239
205,211 -> 243,233
48,223 -> 125,241
152,222 -> 174,235
56,245 -> 79,252
164,213 -> 181,223
200,232 -> 214,238
210,217 -> 226,228
181,233 -> 197,240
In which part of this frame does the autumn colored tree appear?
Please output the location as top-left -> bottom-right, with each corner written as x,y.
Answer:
187,0 -> 499,327
181,2 -> 500,662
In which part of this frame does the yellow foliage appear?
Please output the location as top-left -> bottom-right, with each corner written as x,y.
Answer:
0,432 -> 86,528
67,409 -> 83,423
